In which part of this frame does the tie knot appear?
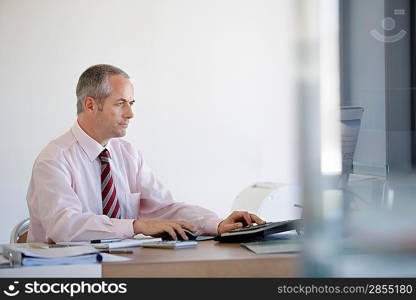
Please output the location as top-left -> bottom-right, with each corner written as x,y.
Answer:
99,149 -> 111,162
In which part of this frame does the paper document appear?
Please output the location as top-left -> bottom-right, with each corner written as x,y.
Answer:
2,245 -> 102,266
100,253 -> 132,262
240,240 -> 301,254
11,245 -> 99,258
21,254 -> 101,266
92,238 -> 162,249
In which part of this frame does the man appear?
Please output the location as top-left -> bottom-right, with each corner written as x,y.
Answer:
26,64 -> 265,243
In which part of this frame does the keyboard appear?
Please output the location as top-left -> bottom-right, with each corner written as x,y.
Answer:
214,219 -> 303,243
229,222 -> 274,233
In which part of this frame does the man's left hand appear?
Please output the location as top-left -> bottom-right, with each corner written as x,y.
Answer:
217,211 -> 266,234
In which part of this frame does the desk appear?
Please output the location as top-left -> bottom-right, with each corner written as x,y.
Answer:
102,240 -> 298,277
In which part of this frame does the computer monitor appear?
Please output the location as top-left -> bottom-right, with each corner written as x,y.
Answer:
338,106 -> 364,188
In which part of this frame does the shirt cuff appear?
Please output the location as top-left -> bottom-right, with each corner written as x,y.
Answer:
202,218 -> 222,235
111,218 -> 135,238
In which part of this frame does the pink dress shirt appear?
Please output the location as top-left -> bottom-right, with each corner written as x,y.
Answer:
27,122 -> 222,242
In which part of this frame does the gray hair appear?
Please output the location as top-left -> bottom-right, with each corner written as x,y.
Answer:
76,64 -> 130,115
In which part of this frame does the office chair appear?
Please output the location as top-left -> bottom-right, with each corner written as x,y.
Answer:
232,182 -> 302,222
10,218 -> 30,243
231,182 -> 283,213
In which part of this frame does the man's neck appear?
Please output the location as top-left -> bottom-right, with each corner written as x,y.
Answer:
77,117 -> 109,146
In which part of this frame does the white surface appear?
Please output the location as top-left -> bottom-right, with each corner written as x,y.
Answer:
0,264 -> 101,278
241,239 -> 301,254
0,0 -> 298,243
100,253 -> 132,263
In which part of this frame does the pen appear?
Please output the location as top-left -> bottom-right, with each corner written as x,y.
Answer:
48,244 -> 75,248
100,249 -> 133,254
90,238 -> 122,244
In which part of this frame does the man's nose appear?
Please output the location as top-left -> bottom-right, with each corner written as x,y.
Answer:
124,104 -> 134,119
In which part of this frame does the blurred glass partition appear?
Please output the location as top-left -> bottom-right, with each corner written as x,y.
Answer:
295,0 -> 344,277
341,0 -> 416,277
296,0 -> 416,277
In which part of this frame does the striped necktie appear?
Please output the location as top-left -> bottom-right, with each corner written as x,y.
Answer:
99,149 -> 121,219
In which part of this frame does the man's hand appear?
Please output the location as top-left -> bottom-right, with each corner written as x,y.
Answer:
133,220 -> 197,241
217,211 -> 266,234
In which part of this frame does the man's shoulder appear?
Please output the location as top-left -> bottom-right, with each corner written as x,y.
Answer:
37,130 -> 77,162
110,138 -> 140,157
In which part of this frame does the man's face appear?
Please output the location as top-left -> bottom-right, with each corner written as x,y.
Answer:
94,75 -> 135,142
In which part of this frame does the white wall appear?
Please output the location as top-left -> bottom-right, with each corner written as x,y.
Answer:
0,0 -> 297,243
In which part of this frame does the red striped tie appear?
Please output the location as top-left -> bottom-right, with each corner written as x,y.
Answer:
99,149 -> 121,218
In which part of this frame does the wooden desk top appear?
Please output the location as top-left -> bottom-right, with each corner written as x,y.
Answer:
102,240 -> 298,278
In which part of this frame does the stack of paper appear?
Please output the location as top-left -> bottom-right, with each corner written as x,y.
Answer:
2,245 -> 102,266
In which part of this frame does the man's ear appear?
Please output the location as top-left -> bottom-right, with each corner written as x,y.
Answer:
83,96 -> 96,113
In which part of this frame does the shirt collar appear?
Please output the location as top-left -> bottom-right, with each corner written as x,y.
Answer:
71,121 -> 109,162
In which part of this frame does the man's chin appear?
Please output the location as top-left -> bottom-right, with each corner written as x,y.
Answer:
113,129 -> 127,138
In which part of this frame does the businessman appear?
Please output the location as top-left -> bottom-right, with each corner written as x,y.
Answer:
26,64 -> 265,243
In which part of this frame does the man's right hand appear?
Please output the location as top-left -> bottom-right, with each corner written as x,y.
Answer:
133,220 -> 197,241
